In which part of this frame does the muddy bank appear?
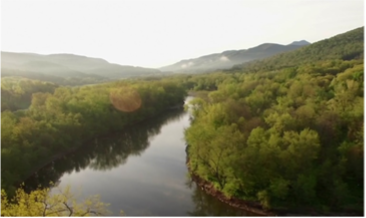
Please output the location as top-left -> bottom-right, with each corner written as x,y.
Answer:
187,164 -> 276,216
185,155 -> 362,217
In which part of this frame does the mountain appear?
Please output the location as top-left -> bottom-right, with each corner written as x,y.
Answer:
1,52 -> 162,84
159,41 -> 310,73
230,27 -> 364,73
289,40 -> 311,46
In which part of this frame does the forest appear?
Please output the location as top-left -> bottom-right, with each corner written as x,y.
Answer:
184,27 -> 364,214
1,77 -> 59,112
1,79 -> 187,196
1,26 -> 364,216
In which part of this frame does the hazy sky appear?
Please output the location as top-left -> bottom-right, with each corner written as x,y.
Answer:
1,0 -> 364,68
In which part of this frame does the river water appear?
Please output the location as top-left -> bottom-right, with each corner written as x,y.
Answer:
26,97 -> 253,216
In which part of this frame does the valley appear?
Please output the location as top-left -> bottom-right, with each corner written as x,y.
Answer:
1,27 -> 364,216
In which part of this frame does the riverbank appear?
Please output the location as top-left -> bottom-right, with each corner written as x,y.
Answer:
185,158 -> 276,216
190,173 -> 276,216
187,159 -> 365,217
17,104 -> 186,189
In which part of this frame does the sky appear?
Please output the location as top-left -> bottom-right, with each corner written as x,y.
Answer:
1,0 -> 364,68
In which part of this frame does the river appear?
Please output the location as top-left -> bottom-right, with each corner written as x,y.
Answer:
25,97 -> 255,216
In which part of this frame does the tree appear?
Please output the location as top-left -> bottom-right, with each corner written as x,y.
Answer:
184,27 -> 364,213
1,185 -> 114,216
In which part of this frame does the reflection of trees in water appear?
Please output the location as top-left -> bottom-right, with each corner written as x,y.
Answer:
185,178 -> 252,216
25,109 -> 186,191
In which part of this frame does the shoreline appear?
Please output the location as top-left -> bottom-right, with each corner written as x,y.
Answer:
16,103 -> 186,188
185,154 -> 363,217
186,158 -> 276,216
189,173 -> 276,216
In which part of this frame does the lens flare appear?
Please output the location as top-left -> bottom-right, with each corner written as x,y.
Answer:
109,87 -> 142,112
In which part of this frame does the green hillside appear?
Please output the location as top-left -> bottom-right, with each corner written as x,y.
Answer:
184,26 -> 364,215
230,27 -> 364,73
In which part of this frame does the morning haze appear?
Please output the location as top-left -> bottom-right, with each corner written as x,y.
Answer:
1,0 -> 364,216
1,0 -> 364,68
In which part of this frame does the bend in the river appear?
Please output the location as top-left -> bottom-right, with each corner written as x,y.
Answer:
24,97 -> 255,216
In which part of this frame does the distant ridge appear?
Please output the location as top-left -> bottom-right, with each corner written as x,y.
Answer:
289,40 -> 311,46
230,26 -> 364,73
1,52 -> 162,84
159,41 -> 310,74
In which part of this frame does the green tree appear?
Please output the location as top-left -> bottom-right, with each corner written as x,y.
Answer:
1,185 -> 113,216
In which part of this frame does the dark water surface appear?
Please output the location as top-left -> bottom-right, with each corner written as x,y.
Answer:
26,98 -> 253,216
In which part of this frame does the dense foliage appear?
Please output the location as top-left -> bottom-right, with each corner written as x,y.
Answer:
1,26 -> 363,215
186,60 -> 363,212
1,79 -> 186,195
24,109 -> 186,191
1,77 -> 59,111
185,27 -> 364,213
1,185 -> 112,216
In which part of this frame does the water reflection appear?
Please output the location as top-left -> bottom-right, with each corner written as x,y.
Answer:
24,99 -> 254,216
25,108 -> 186,190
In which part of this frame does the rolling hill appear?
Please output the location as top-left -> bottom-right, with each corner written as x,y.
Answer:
159,40 -> 310,73
230,27 -> 364,73
1,52 -> 162,85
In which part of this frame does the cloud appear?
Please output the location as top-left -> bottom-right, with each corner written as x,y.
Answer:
181,61 -> 194,68
220,56 -> 229,62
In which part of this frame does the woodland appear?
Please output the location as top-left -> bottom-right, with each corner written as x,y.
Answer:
1,27 -> 364,215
